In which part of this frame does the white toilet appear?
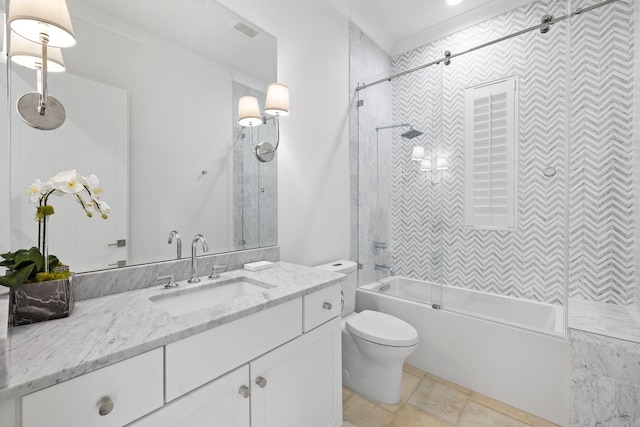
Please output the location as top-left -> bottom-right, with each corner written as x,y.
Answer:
316,260 -> 418,404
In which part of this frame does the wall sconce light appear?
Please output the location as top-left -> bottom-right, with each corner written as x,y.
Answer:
411,146 -> 425,161
8,0 -> 76,130
415,154 -> 448,183
419,157 -> 432,171
436,156 -> 449,170
238,83 -> 289,162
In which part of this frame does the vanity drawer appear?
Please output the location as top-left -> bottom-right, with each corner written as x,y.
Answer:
22,348 -> 163,427
165,298 -> 302,402
303,283 -> 342,332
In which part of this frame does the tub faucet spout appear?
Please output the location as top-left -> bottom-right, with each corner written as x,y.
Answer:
375,264 -> 394,276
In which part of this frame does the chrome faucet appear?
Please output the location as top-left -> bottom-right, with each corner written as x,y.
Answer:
168,230 -> 182,259
187,234 -> 209,283
375,264 -> 394,276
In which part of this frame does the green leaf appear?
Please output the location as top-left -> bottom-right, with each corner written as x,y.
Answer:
47,255 -> 59,272
0,251 -> 15,262
0,264 -> 36,288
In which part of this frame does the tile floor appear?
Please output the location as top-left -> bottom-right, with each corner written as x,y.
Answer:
342,365 -> 560,427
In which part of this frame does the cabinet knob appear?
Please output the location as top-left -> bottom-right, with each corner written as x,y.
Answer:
323,302 -> 332,310
96,396 -> 114,416
239,385 -> 251,398
255,376 -> 268,388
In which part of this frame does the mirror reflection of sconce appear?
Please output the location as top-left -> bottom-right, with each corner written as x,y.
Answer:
411,146 -> 425,161
8,0 -> 76,130
238,83 -> 290,162
413,147 -> 448,183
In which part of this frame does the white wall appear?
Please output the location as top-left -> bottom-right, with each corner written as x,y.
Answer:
216,0 -> 351,267
63,15 -> 235,266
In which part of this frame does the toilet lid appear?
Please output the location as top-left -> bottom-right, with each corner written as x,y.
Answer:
346,310 -> 418,347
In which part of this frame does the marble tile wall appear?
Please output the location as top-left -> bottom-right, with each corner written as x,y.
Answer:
349,23 -> 394,285
232,82 -> 278,250
570,329 -> 640,426
73,246 -> 279,301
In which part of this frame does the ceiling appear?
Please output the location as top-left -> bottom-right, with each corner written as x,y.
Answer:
325,0 -> 537,56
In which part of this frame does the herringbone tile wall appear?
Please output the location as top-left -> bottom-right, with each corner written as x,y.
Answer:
567,0 -> 636,304
378,0 -> 636,305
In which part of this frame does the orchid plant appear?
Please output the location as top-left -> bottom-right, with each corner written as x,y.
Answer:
27,170 -> 111,272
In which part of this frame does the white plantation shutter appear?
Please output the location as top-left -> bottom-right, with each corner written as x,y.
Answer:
464,77 -> 517,229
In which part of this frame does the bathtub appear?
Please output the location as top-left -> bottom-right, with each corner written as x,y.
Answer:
364,276 -> 564,335
356,276 -> 571,426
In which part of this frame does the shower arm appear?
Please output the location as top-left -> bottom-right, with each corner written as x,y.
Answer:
375,123 -> 412,132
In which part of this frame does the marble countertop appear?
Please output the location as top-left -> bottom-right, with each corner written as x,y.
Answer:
0,262 -> 343,400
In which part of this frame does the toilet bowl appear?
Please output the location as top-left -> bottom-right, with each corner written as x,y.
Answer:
341,310 -> 418,404
315,261 -> 419,405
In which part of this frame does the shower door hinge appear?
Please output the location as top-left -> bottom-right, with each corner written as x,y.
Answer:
357,100 -> 364,107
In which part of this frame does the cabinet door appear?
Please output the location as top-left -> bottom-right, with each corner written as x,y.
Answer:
129,365 -> 250,427
251,317 -> 342,427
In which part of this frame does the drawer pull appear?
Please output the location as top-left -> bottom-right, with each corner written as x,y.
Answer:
239,385 -> 251,398
322,302 -> 332,310
96,396 -> 114,416
255,376 -> 268,388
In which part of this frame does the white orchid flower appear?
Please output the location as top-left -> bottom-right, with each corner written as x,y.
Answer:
50,169 -> 84,194
28,170 -> 111,221
96,199 -> 111,218
85,174 -> 103,196
27,179 -> 45,205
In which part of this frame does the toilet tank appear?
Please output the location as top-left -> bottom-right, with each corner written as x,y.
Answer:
315,260 -> 358,315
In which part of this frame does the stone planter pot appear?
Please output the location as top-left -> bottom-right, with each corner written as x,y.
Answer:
9,274 -> 75,327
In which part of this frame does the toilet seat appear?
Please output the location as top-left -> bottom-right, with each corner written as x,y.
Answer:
346,310 -> 418,347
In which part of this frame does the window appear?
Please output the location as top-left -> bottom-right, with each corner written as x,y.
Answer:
464,77 -> 517,229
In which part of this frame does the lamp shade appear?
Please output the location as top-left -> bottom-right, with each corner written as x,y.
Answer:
238,96 -> 262,127
264,83 -> 289,116
420,157 -> 432,171
436,156 -> 449,170
411,146 -> 425,161
8,0 -> 76,48
9,32 -> 65,72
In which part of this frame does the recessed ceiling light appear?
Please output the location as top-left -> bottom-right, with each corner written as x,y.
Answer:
446,0 -> 463,5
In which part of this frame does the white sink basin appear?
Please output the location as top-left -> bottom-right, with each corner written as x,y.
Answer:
150,277 -> 273,316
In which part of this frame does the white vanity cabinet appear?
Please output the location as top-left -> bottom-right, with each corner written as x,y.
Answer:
139,283 -> 342,427
132,317 -> 341,427
3,282 -> 343,427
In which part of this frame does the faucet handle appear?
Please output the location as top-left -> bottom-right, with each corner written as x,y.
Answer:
208,264 -> 227,280
158,274 -> 178,288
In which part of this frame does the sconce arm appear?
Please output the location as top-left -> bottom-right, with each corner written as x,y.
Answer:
39,34 -> 49,115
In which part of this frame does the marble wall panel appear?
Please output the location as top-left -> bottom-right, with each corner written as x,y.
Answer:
571,329 -> 640,426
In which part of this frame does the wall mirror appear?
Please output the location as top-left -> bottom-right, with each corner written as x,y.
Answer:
4,0 -> 278,273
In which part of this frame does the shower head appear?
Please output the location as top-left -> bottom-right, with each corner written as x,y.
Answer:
401,128 -> 424,140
